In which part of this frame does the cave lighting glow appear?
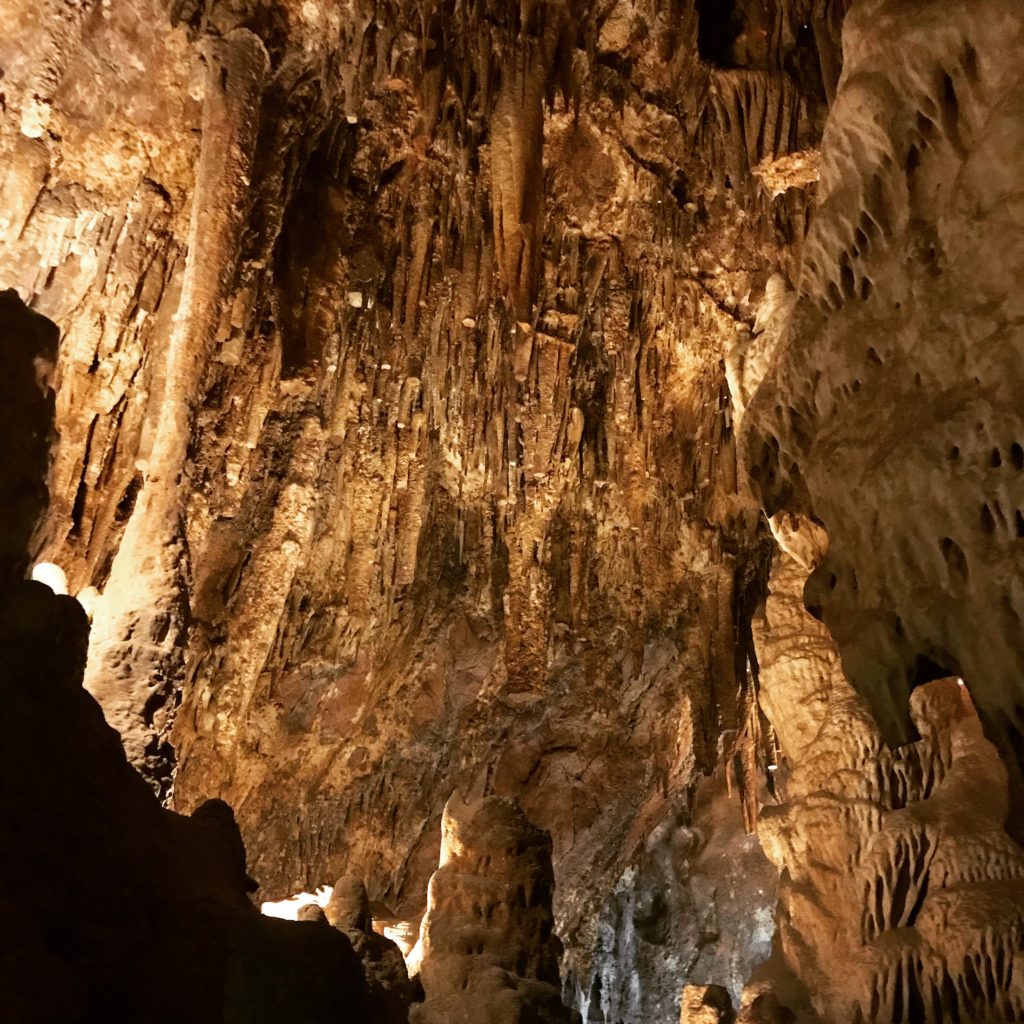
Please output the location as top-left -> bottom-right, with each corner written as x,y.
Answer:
260,885 -> 333,920
31,562 -> 68,594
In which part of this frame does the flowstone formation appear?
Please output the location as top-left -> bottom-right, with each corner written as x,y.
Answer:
730,2 -> 1024,1018
743,0 -> 1024,807
747,550 -> 1024,1023
0,0 -> 851,992
410,795 -> 576,1024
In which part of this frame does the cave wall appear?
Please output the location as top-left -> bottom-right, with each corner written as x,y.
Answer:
0,0 -> 849,991
744,0 -> 1024,809
749,549 -> 1024,1023
5,0 -> 1024,1020
738,0 -> 1024,1020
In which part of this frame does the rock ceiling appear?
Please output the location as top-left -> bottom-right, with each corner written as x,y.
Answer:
2,0 -> 1024,1022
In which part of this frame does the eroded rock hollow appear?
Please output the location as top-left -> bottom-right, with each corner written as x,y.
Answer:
2,0 -> 1023,1021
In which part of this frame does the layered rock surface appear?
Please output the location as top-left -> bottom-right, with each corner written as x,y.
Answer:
747,550 -> 1024,1023
0,0 -> 847,988
743,0 -> 1024,809
410,795 -> 576,1024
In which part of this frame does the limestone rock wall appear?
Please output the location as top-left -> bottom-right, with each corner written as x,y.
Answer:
743,0 -> 1024,810
0,0 -> 848,985
734,4 -> 1024,1017
564,774 -> 777,1023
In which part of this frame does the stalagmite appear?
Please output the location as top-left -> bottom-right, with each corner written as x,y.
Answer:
410,795 -> 576,1024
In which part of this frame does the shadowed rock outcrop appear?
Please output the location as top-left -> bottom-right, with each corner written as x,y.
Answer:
326,875 -> 417,1023
0,289 -> 58,582
0,295 -> 373,1022
0,578 -> 376,1023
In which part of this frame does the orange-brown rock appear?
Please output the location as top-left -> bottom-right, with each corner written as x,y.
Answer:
410,795 -> 577,1024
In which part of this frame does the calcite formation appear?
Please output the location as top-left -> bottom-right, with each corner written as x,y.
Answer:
0,0 -> 845,989
3,0 -> 1024,1021
748,550 -> 1024,1023
743,0 -> 1024,812
410,795 -> 575,1024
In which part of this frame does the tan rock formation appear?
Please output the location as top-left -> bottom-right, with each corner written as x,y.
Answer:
8,0 -> 1024,1022
0,0 -> 839,986
736,3 -> 1024,1016
743,0 -> 1024,812
410,795 -> 577,1024
747,550 -> 1024,1023
680,983 -> 735,1024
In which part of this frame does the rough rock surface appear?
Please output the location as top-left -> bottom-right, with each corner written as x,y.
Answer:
0,297 -> 374,1022
747,551 -> 1024,1023
680,984 -> 736,1024
0,0 -> 848,989
565,772 -> 777,1023
744,0 -> 1024,808
410,795 -> 576,1024
8,0 -> 1024,1021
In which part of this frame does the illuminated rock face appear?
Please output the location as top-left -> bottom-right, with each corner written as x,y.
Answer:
744,0 -> 1024,808
737,3 -> 1024,1017
747,551 -> 1024,1023
410,796 -> 575,1024
0,0 -> 843,994
5,0 -> 1024,1022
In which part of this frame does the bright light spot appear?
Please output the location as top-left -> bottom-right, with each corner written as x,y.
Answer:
957,677 -> 965,687
766,764 -> 778,771
260,885 -> 333,921
76,585 -> 101,620
31,562 -> 68,595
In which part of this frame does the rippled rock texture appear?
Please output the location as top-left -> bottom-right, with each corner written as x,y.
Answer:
739,3 -> 1024,1018
0,0 -> 846,994
744,0 -> 1024,813
748,551 -> 1024,1023
8,0 -> 1024,1021
410,795 -> 575,1024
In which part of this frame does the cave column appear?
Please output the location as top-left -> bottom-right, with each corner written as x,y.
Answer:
83,28 -> 269,795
